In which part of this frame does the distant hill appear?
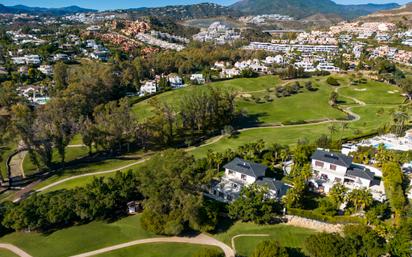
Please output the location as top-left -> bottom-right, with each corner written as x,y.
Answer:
127,3 -> 238,20
230,0 -> 400,19
358,3 -> 412,24
0,4 -> 96,15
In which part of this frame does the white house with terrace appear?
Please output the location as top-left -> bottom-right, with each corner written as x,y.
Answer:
310,149 -> 385,201
208,158 -> 289,203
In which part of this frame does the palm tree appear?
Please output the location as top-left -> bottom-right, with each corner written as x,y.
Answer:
392,111 -> 409,136
340,123 -> 350,141
347,188 -> 373,212
328,125 -> 338,142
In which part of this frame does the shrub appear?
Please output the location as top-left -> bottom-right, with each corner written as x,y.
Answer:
327,77 -> 340,86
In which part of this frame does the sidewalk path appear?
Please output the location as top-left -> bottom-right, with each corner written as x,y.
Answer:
70,234 -> 235,257
0,243 -> 33,257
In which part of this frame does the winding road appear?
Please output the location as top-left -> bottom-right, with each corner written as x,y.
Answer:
70,234 -> 234,257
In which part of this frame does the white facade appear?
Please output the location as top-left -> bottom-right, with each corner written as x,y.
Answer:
168,75 -> 184,89
190,74 -> 205,84
139,81 -> 157,96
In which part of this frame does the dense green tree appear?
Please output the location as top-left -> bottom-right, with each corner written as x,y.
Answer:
382,162 -> 407,225
303,233 -> 349,257
53,62 -> 68,93
229,184 -> 282,224
139,150 -> 217,235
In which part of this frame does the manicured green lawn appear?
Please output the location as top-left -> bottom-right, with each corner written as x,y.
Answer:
0,215 -> 157,257
0,249 -> 20,257
338,81 -> 405,104
189,102 -> 396,158
213,222 -> 316,257
236,79 -> 346,125
94,243 -> 223,257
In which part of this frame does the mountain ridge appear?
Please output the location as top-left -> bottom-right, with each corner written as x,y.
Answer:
230,0 -> 400,19
0,4 -> 97,15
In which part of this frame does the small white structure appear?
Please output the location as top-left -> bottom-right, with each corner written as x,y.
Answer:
317,62 -> 340,72
11,57 -> 26,65
168,75 -> 184,89
53,53 -> 69,62
221,68 -> 240,78
294,61 -> 316,72
24,55 -> 41,65
38,65 -> 53,76
139,81 -> 157,96
265,55 -> 284,65
190,74 -> 205,85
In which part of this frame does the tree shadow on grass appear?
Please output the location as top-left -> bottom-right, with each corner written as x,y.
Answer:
286,247 -> 308,257
233,113 -> 268,129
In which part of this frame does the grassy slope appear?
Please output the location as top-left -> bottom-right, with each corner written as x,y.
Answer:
32,157 -> 140,191
94,243 -> 222,257
0,215 -> 156,257
0,213 -> 314,257
40,162 -> 146,193
0,249 -> 20,257
213,222 -> 317,257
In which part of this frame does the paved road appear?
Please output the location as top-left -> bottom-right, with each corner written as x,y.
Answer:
70,234 -> 235,257
0,243 -> 33,257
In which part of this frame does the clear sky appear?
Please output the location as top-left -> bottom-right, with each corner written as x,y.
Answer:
1,0 -> 410,10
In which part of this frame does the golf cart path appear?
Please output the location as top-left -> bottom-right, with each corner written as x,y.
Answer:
70,234 -> 235,257
0,243 -> 33,257
231,234 -> 269,252
36,157 -> 149,192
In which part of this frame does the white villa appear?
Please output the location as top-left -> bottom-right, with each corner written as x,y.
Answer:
208,158 -> 289,203
220,68 -> 240,78
168,75 -> 184,89
190,74 -> 205,85
139,81 -> 157,96
310,149 -> 385,201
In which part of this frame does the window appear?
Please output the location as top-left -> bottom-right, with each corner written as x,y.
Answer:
241,174 -> 247,181
330,164 -> 337,171
315,161 -> 324,167
228,170 -> 234,175
227,195 -> 232,201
